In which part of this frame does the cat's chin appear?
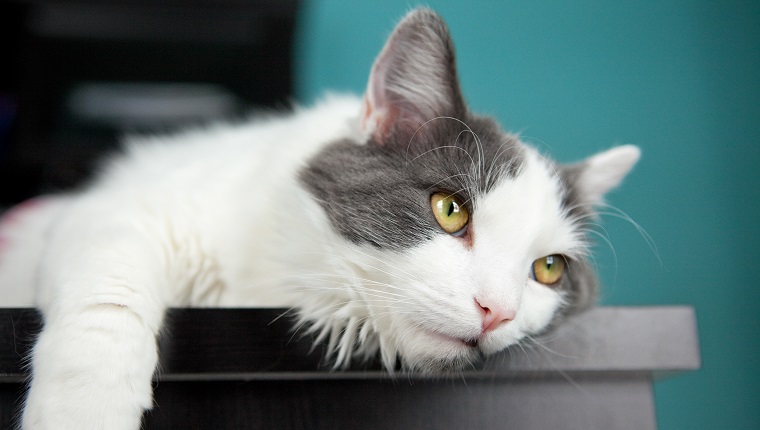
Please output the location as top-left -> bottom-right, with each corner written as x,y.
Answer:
399,345 -> 482,374
397,324 -> 534,373
392,328 -> 483,373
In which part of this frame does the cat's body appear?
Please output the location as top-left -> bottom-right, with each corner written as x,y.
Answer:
0,9 -> 639,429
1,95 -> 359,310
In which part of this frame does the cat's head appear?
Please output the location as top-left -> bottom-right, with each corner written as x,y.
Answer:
299,8 -> 639,372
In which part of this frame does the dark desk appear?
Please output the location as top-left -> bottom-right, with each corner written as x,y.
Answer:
0,306 -> 700,429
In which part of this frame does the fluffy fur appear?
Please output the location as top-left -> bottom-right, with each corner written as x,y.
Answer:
0,8 -> 640,429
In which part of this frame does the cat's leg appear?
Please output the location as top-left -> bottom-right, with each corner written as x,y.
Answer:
22,224 -> 172,430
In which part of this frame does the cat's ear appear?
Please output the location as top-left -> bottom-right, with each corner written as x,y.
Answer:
361,8 -> 466,145
573,145 -> 641,204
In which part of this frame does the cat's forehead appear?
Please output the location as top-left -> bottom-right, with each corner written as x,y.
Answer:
400,114 -> 524,194
472,147 -> 582,259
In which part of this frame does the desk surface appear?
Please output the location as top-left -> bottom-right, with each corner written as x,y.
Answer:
0,306 -> 700,381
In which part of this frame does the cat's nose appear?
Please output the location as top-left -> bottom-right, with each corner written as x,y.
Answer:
475,297 -> 516,333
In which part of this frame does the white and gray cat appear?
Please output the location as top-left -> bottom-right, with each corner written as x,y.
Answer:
0,8 -> 639,429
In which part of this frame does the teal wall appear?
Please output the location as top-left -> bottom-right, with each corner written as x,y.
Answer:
294,1 -> 760,429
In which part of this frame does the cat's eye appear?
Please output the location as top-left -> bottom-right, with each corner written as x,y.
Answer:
531,254 -> 566,285
430,192 -> 469,235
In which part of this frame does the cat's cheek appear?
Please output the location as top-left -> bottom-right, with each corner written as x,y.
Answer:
478,329 -> 522,355
391,315 -> 476,356
519,281 -> 565,333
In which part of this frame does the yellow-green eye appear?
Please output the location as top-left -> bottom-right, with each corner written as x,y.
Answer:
531,254 -> 566,285
430,192 -> 469,235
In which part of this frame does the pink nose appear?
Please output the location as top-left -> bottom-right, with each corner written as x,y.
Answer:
475,298 -> 516,333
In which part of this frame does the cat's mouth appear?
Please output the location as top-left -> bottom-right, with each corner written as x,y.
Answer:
425,328 -> 480,349
463,338 -> 479,348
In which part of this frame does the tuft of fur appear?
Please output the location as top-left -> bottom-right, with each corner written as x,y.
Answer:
0,8 -> 639,429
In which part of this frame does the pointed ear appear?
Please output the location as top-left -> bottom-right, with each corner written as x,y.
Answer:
361,8 -> 466,145
574,145 -> 641,204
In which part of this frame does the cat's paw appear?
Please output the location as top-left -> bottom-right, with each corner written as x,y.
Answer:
22,306 -> 158,430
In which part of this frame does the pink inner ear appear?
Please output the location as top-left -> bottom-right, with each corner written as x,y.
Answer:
360,96 -> 372,132
361,91 -> 399,145
361,96 -> 384,143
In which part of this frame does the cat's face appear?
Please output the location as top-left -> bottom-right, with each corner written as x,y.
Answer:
299,8 -> 639,371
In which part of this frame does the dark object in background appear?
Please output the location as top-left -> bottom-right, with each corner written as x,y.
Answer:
0,1 -> 299,206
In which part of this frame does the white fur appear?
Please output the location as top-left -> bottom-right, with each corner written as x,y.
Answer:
0,196 -> 68,306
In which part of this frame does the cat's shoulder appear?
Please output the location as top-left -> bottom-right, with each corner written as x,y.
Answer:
94,94 -> 364,189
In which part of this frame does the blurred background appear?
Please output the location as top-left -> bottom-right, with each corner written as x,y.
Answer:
1,1 -> 758,429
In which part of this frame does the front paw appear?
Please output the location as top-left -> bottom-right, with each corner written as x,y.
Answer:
23,307 -> 158,430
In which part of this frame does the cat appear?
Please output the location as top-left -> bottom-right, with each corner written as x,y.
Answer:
0,8 -> 640,430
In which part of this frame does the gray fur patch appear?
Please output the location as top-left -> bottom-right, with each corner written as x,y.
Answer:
558,257 -> 598,316
299,114 -> 523,250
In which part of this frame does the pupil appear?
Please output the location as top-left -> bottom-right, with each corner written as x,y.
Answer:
447,202 -> 455,216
